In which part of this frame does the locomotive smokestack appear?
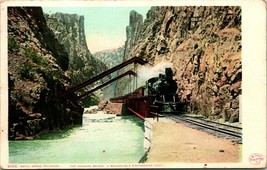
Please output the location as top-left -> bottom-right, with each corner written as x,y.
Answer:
165,68 -> 173,80
159,74 -> 165,80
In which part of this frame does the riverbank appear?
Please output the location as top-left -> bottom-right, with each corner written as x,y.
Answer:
144,118 -> 242,164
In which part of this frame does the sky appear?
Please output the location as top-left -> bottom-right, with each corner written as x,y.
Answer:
42,7 -> 151,53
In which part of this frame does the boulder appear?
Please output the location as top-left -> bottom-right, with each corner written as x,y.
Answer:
98,100 -> 109,110
104,103 -> 123,115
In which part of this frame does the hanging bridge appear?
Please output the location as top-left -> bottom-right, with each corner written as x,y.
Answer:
58,57 -> 147,99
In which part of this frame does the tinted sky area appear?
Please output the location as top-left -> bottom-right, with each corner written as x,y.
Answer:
42,7 -> 151,53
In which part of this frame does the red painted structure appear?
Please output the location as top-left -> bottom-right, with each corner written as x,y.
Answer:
77,70 -> 136,99
58,57 -> 147,98
110,87 -> 159,120
58,55 -> 158,120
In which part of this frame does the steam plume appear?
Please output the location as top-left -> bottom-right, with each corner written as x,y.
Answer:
137,62 -> 173,86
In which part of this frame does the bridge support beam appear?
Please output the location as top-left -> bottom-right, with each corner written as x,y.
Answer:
58,57 -> 147,98
77,70 -> 137,99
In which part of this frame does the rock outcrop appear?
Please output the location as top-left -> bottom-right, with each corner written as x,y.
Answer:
45,12 -> 108,107
8,7 -> 83,139
114,10 -> 145,97
115,6 -> 242,122
97,100 -> 123,115
124,10 -> 144,61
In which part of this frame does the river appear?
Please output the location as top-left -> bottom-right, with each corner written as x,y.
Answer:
9,112 -> 146,164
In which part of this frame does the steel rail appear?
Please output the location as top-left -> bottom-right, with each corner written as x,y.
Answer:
179,116 -> 242,133
170,116 -> 242,139
182,115 -> 242,130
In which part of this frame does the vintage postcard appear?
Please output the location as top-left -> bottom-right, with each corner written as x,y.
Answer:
0,0 -> 266,169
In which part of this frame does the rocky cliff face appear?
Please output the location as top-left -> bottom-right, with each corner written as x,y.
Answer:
124,10 -> 144,61
116,6 -> 242,122
8,7 -> 83,139
45,12 -> 108,106
114,10 -> 144,97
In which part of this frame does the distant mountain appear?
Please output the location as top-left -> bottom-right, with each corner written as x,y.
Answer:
93,46 -> 124,69
91,47 -> 124,98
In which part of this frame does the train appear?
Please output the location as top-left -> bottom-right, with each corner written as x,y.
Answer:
110,67 -> 185,119
145,67 -> 181,113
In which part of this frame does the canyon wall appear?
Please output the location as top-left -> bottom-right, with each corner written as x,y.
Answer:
116,6 -> 242,122
45,13 -> 108,106
114,10 -> 145,97
8,7 -> 84,139
124,10 -> 144,61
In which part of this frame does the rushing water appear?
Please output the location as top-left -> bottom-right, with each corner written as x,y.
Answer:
9,113 -> 145,164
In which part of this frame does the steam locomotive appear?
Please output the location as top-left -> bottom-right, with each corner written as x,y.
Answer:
110,67 -> 184,118
144,67 -> 182,114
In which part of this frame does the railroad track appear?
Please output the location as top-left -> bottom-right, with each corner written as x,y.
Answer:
168,114 -> 242,144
